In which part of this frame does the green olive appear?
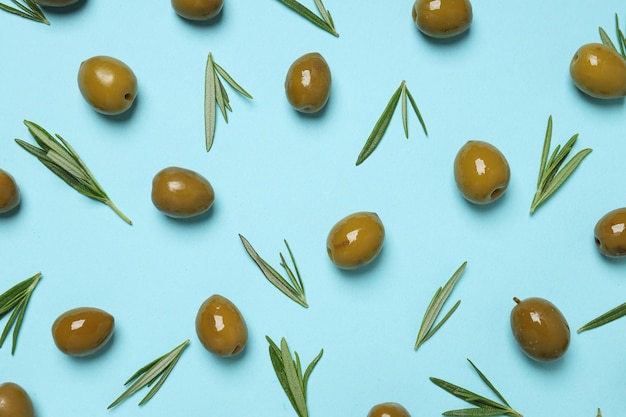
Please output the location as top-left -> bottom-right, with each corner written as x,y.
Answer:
0,382 -> 35,417
412,0 -> 472,39
151,167 -> 215,218
453,140 -> 510,204
327,212 -> 385,270
51,307 -> 114,357
285,52 -> 331,113
196,294 -> 247,356
35,0 -> 79,6
510,297 -> 570,362
570,43 -> 626,99
77,55 -> 138,115
367,402 -> 411,417
0,169 -> 20,214
171,0 -> 223,20
594,207 -> 626,257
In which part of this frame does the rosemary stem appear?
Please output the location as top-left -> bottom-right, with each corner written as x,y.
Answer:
106,200 -> 132,225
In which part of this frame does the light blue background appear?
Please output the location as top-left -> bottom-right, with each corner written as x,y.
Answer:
1,1 -> 626,416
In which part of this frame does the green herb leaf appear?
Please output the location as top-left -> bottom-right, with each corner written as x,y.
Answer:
108,339 -> 189,409
597,408 -> 603,417
204,52 -> 253,153
15,121 -> 132,224
599,14 -> 626,59
431,359 -> 522,417
266,336 -> 323,417
0,0 -> 49,24
414,261 -> 466,350
578,301 -> 626,333
239,235 -> 308,308
356,80 -> 428,166
0,272 -> 41,355
276,0 -> 338,37
529,116 -> 592,214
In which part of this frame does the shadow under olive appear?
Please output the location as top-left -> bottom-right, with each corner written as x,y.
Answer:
594,207 -> 626,257
412,0 -> 473,39
0,169 -> 20,214
285,52 -> 331,113
35,0 -> 80,6
196,294 -> 248,357
327,211 -> 385,270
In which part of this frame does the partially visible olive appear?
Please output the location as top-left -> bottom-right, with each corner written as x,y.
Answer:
0,169 -> 20,214
510,297 -> 570,362
367,402 -> 411,417
151,167 -> 215,219
35,0 -> 79,6
52,307 -> 114,357
285,52 -> 331,113
77,55 -> 137,115
594,207 -> 626,257
327,212 -> 385,270
412,0 -> 472,39
453,140 -> 510,204
196,294 -> 247,356
171,0 -> 223,20
0,382 -> 35,417
570,43 -> 626,99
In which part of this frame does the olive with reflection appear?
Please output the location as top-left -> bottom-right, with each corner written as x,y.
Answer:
367,402 -> 411,417
285,52 -> 331,113
327,211 -> 385,270
77,55 -> 138,115
171,0 -> 223,20
594,207 -> 626,257
453,140 -> 510,204
52,307 -> 115,357
510,297 -> 570,362
196,294 -> 248,356
570,43 -> 626,99
412,0 -> 472,39
151,167 -> 215,218
35,0 -> 80,6
0,382 -> 35,417
0,169 -> 20,214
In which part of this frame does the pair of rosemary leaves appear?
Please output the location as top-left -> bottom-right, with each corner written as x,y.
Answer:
276,0 -> 338,37
0,0 -> 48,24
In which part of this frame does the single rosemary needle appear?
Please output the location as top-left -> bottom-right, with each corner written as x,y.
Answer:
266,336 -> 323,417
0,0 -> 49,25
276,0 -> 339,37
239,234 -> 308,308
15,121 -> 132,225
0,272 -> 42,355
108,339 -> 189,409
205,52 -> 253,152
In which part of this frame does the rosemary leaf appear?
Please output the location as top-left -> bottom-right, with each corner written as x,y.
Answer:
599,26 -> 617,51
431,359 -> 522,417
578,301 -> 626,333
276,0 -> 339,37
266,336 -> 323,417
0,272 -> 42,355
597,408 -> 602,417
414,261 -> 466,350
529,116 -> 592,214
108,339 -> 189,409
0,0 -> 48,24
356,81 -> 428,166
15,121 -> 132,224
204,52 -> 253,152
239,235 -> 308,308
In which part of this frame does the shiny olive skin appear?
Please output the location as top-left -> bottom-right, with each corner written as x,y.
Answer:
171,0 -> 223,20
151,167 -> 215,218
0,169 -> 20,214
52,307 -> 114,357
0,383 -> 35,417
196,294 -> 247,356
35,0 -> 79,6
412,0 -> 472,39
454,140 -> 510,204
594,207 -> 626,257
327,212 -> 385,270
570,43 -> 626,99
367,402 -> 411,417
510,297 -> 570,362
285,52 -> 331,113
77,56 -> 137,115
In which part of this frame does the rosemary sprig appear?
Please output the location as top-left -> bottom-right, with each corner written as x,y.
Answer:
0,0 -> 49,24
0,272 -> 41,355
15,121 -> 132,224
430,359 -> 523,417
414,261 -> 466,350
578,301 -> 626,333
108,339 -> 189,409
205,52 -> 253,152
529,116 -> 592,214
598,14 -> 626,59
597,408 -> 603,417
356,80 -> 428,165
239,234 -> 308,308
266,336 -> 323,417
276,0 -> 338,37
